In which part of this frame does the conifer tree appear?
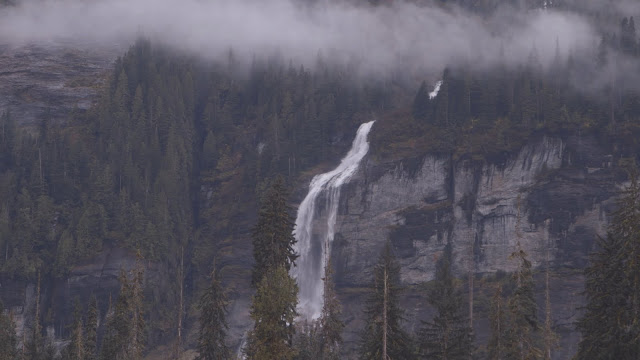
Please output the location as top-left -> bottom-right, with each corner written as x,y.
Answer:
487,285 -> 506,360
196,264 -> 230,360
577,172 -> 640,358
63,302 -> 85,360
128,252 -> 146,360
505,247 -> 541,360
27,271 -> 44,360
85,296 -> 98,360
100,254 -> 145,360
246,266 -> 299,360
318,258 -> 344,360
359,242 -> 413,360
293,321 -> 322,360
418,242 -> 473,360
251,176 -> 298,286
0,300 -> 18,360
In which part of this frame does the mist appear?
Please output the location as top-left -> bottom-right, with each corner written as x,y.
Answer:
0,0 -> 600,78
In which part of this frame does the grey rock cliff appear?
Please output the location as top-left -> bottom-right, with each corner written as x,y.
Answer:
329,133 -> 619,359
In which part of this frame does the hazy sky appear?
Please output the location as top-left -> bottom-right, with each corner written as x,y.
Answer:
0,0 -> 601,77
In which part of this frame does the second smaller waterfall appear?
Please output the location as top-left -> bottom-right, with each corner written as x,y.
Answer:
292,121 -> 375,320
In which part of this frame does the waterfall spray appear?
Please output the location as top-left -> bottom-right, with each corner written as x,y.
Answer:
292,121 -> 375,320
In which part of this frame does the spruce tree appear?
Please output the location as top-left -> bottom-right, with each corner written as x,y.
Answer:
85,296 -> 98,360
293,321 -> 322,360
63,302 -> 85,360
251,176 -> 298,286
505,247 -> 541,360
418,242 -> 473,360
487,285 -> 506,360
577,173 -> 640,359
27,272 -> 44,360
318,258 -> 344,360
196,264 -> 230,360
246,266 -> 299,360
359,242 -> 413,360
100,255 -> 145,360
0,300 -> 18,360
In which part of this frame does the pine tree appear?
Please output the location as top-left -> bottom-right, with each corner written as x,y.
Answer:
577,173 -> 640,358
0,300 -> 18,360
293,321 -> 322,360
85,296 -> 98,360
27,271 -> 44,360
418,242 -> 473,360
63,302 -> 85,360
251,176 -> 298,286
246,266 -> 299,360
487,285 -> 506,360
128,252 -> 145,360
505,247 -> 541,360
576,233 -> 626,359
318,257 -> 344,360
542,259 -> 558,360
100,254 -> 145,360
359,242 -> 413,360
196,264 -> 230,360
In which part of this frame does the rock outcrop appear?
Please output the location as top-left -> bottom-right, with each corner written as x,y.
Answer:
328,133 -> 619,359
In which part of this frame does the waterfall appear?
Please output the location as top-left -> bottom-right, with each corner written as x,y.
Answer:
292,120 -> 375,320
429,80 -> 443,99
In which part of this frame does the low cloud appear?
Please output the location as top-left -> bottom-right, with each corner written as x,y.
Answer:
0,0 -> 599,77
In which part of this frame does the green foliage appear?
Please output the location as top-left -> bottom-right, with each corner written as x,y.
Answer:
251,176 -> 297,287
85,296 -> 99,360
318,258 -> 344,360
293,321 -> 322,360
100,255 -> 145,360
359,242 -> 414,360
0,300 -> 18,360
487,285 -> 507,360
196,265 -> 230,360
505,247 -> 541,360
62,302 -> 85,360
246,266 -> 299,360
418,242 -> 473,359
577,174 -> 640,359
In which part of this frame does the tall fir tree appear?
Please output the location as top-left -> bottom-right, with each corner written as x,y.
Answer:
251,176 -> 298,286
196,264 -> 230,360
27,271 -> 44,360
246,266 -> 299,360
318,257 -> 344,360
505,247 -> 541,360
577,172 -> 640,358
0,300 -> 18,360
85,296 -> 98,360
418,242 -> 473,360
100,253 -> 145,360
62,302 -> 85,360
359,242 -> 413,360
487,285 -> 507,360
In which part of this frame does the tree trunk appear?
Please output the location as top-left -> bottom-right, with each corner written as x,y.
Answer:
383,267 -> 388,360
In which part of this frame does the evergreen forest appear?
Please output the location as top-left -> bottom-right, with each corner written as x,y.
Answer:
2,0 -> 640,359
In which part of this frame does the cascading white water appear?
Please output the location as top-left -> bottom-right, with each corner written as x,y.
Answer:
292,120 -> 375,320
429,80 -> 443,99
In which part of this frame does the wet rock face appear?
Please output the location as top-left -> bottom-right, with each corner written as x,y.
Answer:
332,135 -> 620,358
0,43 -> 115,124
